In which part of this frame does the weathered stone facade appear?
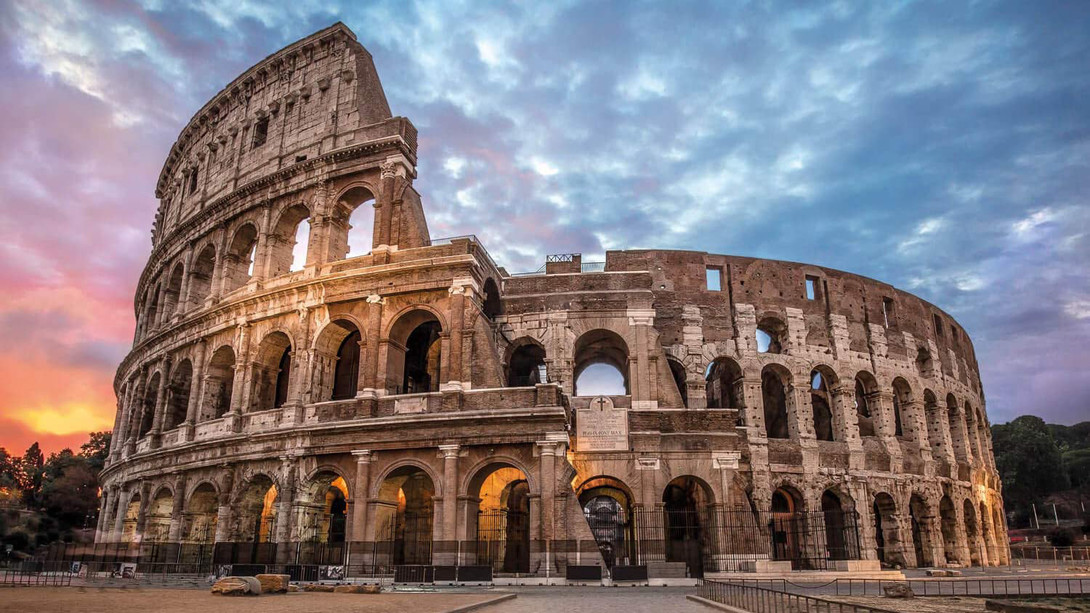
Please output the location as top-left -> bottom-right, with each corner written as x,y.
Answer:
97,23 -> 1008,575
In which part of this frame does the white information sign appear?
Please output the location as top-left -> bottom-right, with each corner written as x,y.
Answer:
576,396 -> 629,452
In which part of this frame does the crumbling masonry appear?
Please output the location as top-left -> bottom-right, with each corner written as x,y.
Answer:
96,23 -> 1009,577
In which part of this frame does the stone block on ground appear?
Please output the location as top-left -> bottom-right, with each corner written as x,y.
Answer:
985,600 -> 1060,613
333,584 -> 381,594
255,573 -> 290,593
302,583 -> 336,592
882,583 -> 914,599
211,576 -> 262,596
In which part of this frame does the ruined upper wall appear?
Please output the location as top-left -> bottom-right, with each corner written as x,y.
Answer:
150,22 -> 404,246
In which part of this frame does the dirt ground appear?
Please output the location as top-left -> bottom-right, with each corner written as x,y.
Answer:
0,587 -> 506,613
829,595 -> 1090,613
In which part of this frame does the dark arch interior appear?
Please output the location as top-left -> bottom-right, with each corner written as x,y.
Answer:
507,342 -> 546,387
810,369 -> 834,441
762,368 -> 789,439
706,358 -> 742,409
332,329 -> 361,400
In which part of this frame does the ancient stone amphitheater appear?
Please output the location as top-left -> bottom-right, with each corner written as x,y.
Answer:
94,23 -> 1009,578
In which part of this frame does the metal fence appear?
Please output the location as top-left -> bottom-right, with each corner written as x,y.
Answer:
699,579 -> 898,613
1010,546 -> 1090,562
718,577 -> 1090,598
0,561 -> 74,587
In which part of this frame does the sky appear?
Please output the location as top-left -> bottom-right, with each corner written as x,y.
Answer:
0,0 -> 1087,454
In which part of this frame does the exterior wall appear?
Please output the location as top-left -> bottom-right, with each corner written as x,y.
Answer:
98,22 -> 1009,573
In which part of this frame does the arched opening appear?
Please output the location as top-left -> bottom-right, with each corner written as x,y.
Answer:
506,340 -> 546,387
250,332 -> 293,411
470,464 -> 530,574
267,204 -> 311,276
663,475 -> 713,578
165,360 -> 192,431
947,394 -> 969,462
761,365 -> 791,439
202,346 -> 235,421
892,377 -> 911,438
705,358 -> 743,409
915,346 -> 934,378
138,372 -> 161,438
854,372 -> 877,437
375,466 -> 435,565
145,283 -> 161,330
667,357 -> 688,408
185,483 -> 218,544
333,186 -> 375,261
121,494 -> 141,543
965,402 -> 981,460
188,244 -> 216,308
756,316 -> 786,354
296,472 -> 349,544
923,390 -> 946,459
236,476 -> 278,559
163,264 -> 184,319
963,499 -> 981,566
810,368 -> 835,441
145,488 -> 173,542
770,487 -> 803,567
939,495 -> 959,565
386,310 -> 442,395
909,494 -> 933,567
573,329 -> 630,396
979,501 -> 995,565
820,490 -> 857,561
872,493 -> 903,567
482,278 -> 502,320
312,319 -> 362,402
578,476 -> 635,569
223,223 -> 258,293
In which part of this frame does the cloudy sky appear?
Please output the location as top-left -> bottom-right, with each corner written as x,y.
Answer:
0,0 -> 1087,454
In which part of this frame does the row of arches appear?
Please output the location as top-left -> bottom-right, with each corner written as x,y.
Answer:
137,187 -> 377,339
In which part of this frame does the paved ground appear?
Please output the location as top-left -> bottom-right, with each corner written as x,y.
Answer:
489,586 -> 708,612
0,587 -> 505,613
826,595 -> 1090,612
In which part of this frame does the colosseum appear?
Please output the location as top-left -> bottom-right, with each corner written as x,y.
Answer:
93,22 -> 1009,580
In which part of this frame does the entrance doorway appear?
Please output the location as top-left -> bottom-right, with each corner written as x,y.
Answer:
470,465 -> 530,574
662,476 -> 713,578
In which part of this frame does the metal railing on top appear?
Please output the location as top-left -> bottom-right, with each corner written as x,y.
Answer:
699,579 -> 898,613
718,577 -> 1090,598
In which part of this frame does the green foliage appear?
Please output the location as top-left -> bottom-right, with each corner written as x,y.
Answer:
993,417 -> 1090,523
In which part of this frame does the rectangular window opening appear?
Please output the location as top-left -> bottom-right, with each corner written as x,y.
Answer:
805,275 -> 818,301
934,313 -> 944,336
252,117 -> 269,149
706,266 -> 723,291
187,168 -> 198,196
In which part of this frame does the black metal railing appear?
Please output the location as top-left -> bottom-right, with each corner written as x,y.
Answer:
0,561 -> 74,587
717,577 -> 1090,598
699,579 -> 899,613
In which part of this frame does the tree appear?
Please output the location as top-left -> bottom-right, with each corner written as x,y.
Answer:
79,432 -> 111,474
0,448 -> 22,492
39,458 -> 98,529
992,415 -> 1071,520
20,443 -> 44,507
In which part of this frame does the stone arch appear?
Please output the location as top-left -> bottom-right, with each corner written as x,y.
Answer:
577,475 -> 636,568
164,359 -> 193,430
915,346 -> 935,378
939,494 -> 960,565
706,356 -> 743,409
872,491 -> 904,567
331,184 -> 376,261
386,307 -> 444,394
820,488 -> 858,561
268,202 -> 312,276
573,328 -> 630,396
909,492 -> 934,567
234,473 -> 279,543
947,394 -> 969,462
964,401 -> 982,461
250,330 -> 294,412
505,337 -> 546,387
372,462 -> 437,565
144,282 -> 161,331
223,222 -> 259,293
121,491 -> 142,543
666,355 -> 688,407
481,277 -> 502,320
201,345 -> 236,420
892,377 -> 912,438
663,475 -> 715,577
922,389 -> 947,459
854,371 -> 879,437
963,498 -> 981,566
185,481 -> 218,543
756,314 -> 787,354
295,468 -> 350,543
145,486 -> 174,542
187,243 -> 217,308
761,363 -> 793,439
163,262 -> 185,319
466,461 -> 531,573
810,365 -> 837,441
312,318 -> 362,401
371,459 -> 444,500
138,371 -> 161,438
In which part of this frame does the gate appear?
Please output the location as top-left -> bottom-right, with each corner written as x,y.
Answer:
476,509 -> 529,573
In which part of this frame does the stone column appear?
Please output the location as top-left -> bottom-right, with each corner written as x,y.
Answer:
214,469 -> 234,543
274,456 -> 296,562
183,340 -> 206,441
628,309 -> 657,409
788,378 -> 815,440
125,366 -> 149,456
349,450 -> 372,543
168,475 -> 188,542
538,441 -> 557,542
133,481 -> 152,543
225,324 -> 250,432
439,445 -> 460,543
94,490 -> 110,542
361,295 -> 384,394
178,243 -> 195,313
444,281 -> 469,389
150,356 -> 172,448
112,488 -> 131,542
